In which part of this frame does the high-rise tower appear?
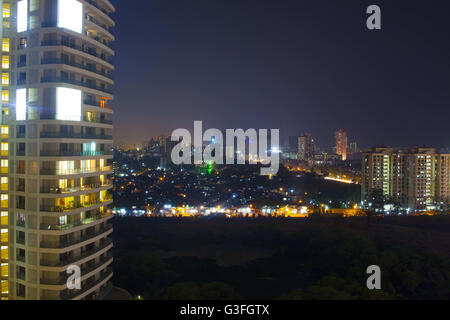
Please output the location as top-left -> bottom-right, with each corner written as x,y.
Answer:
335,129 -> 347,161
1,0 -> 115,300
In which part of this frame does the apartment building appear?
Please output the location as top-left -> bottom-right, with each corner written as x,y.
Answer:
1,0 -> 115,300
362,147 -> 450,212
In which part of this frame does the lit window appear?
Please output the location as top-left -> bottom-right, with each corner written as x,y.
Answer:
1,91 -> 8,103
2,3 -> 10,18
0,177 -> 7,184
1,39 -> 9,52
56,87 -> 81,121
1,56 -> 8,69
16,89 -> 27,121
17,0 -> 28,32
1,73 -> 8,85
0,160 -> 7,167
0,195 -> 7,201
58,0 -> 83,34
1,143 -> 7,151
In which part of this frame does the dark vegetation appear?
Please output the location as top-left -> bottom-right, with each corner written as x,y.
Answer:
112,216 -> 450,300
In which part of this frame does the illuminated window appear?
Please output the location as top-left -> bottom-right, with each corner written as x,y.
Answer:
59,179 -> 67,189
1,91 -> 8,102
16,89 -> 27,121
2,56 -> 9,69
1,39 -> 9,52
0,211 -> 7,226
56,87 -> 81,121
59,215 -> 67,225
1,178 -> 7,184
2,3 -> 10,18
17,0 -> 28,33
1,160 -> 7,167
58,0 -> 83,34
57,160 -> 74,174
1,143 -> 8,151
1,73 -> 8,85
1,195 -> 7,200
0,126 -> 6,136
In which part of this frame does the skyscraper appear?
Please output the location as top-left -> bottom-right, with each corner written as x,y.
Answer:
361,147 -> 450,212
335,129 -> 347,161
297,133 -> 315,161
1,0 -> 115,300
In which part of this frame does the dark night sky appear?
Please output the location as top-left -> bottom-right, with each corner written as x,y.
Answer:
110,0 -> 450,149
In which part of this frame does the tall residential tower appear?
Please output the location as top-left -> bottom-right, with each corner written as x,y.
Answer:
362,147 -> 450,212
1,0 -> 115,300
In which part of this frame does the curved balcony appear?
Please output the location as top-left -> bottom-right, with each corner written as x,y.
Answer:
40,196 -> 113,213
40,150 -> 113,158
40,213 -> 112,231
41,40 -> 113,68
41,58 -> 113,81
40,224 -> 113,249
40,182 -> 113,197
40,132 -> 113,141
29,112 -> 113,126
40,166 -> 112,177
84,0 -> 115,25
60,267 -> 113,300
40,238 -> 113,269
40,254 -> 113,286
41,76 -> 113,95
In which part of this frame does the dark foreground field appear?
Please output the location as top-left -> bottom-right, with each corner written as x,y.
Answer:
111,215 -> 450,300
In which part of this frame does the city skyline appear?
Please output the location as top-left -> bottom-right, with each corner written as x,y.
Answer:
111,0 -> 450,148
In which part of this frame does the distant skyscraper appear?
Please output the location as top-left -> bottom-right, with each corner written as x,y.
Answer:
297,133 -> 315,161
362,147 -> 450,212
1,0 -> 116,300
349,142 -> 358,154
335,129 -> 347,160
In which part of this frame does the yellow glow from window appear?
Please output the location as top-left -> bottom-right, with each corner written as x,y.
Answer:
2,56 -> 9,69
1,91 -> 8,102
1,73 -> 8,85
2,4 -> 10,18
2,39 -> 9,52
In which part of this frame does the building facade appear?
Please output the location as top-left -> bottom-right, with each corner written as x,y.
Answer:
335,129 -> 347,161
1,0 -> 115,300
362,147 -> 450,212
297,133 -> 314,161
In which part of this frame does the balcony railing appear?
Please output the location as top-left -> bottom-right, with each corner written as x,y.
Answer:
40,254 -> 113,286
41,58 -> 113,80
40,39 -> 113,64
40,181 -> 112,194
40,166 -> 112,176
40,238 -> 113,267
40,213 -> 112,231
60,267 -> 113,300
40,196 -> 113,213
40,132 -> 113,140
41,76 -> 113,95
85,0 -> 112,16
40,224 -> 113,249
40,150 -> 113,157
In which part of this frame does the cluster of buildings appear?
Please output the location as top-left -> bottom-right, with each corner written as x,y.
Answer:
361,147 -> 450,212
286,129 -> 359,163
0,0 -> 116,300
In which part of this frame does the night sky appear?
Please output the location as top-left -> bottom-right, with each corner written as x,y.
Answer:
110,0 -> 450,149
